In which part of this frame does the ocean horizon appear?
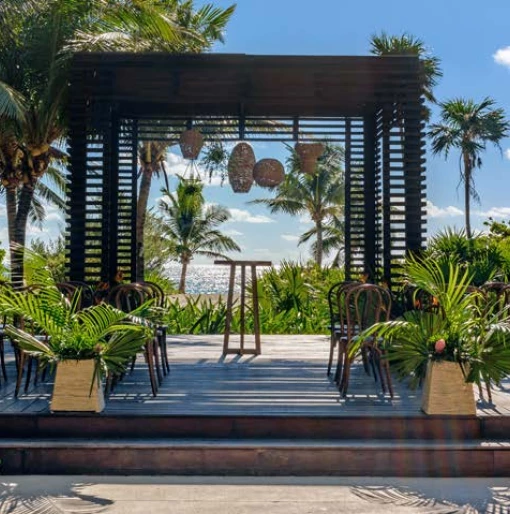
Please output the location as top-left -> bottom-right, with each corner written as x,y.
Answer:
164,263 -> 272,294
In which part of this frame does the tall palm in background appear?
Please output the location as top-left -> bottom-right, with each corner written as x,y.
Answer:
369,32 -> 442,117
158,178 -> 240,293
429,98 -> 510,239
0,0 -> 187,283
252,145 -> 344,268
0,0 -> 234,284
119,3 -> 235,281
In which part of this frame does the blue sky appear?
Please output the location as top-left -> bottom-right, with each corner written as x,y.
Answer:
5,0 -> 510,264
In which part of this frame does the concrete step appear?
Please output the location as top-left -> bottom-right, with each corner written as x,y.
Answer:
1,438 -> 509,476
0,413 -> 492,440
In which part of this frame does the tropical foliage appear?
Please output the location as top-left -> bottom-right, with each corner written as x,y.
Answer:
252,144 -> 344,267
429,98 -> 510,238
369,32 -> 442,108
352,257 -> 510,392
0,0 -> 235,284
0,251 -> 152,379
157,178 -> 240,293
161,262 -> 345,335
423,227 -> 510,285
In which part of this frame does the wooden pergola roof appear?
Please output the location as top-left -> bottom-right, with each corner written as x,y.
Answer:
70,53 -> 423,118
66,53 -> 426,286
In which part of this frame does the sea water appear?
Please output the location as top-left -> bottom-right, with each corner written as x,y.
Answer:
164,263 -> 238,294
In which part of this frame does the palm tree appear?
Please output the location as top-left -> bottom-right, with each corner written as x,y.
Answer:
369,32 -> 442,107
300,214 -> 344,267
158,178 -> 240,293
73,1 -> 236,280
0,0 -> 234,284
429,98 -> 510,239
252,145 -> 344,268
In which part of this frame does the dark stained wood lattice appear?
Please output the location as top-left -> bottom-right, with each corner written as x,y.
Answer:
65,53 -> 426,287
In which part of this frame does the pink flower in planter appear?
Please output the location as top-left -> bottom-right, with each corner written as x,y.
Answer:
435,339 -> 446,354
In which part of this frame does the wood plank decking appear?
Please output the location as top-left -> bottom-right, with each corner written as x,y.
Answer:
1,335 -> 509,417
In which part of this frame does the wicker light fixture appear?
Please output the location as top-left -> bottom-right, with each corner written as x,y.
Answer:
179,128 -> 204,160
253,158 -> 285,188
295,142 -> 324,174
227,142 -> 255,193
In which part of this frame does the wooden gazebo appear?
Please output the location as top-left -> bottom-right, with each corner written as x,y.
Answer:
66,53 -> 426,287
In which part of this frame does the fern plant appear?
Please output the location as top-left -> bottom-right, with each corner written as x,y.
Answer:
351,257 -> 510,390
0,251 -> 152,379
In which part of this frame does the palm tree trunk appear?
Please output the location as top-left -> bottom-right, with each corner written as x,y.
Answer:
13,183 -> 35,286
315,218 -> 323,268
136,164 -> 153,281
5,185 -> 17,278
179,258 -> 189,294
463,152 -> 472,239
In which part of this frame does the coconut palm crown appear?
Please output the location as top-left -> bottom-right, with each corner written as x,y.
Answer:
429,97 -> 510,239
158,178 -> 240,293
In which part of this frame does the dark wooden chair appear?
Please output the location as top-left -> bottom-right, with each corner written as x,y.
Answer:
326,280 -> 359,378
107,283 -> 160,396
56,281 -> 95,310
338,283 -> 393,398
137,281 -> 170,375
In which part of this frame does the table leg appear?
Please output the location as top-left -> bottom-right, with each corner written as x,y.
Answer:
240,265 -> 246,354
223,264 -> 236,355
251,265 -> 261,355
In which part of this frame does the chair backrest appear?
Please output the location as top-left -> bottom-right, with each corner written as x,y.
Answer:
329,281 -> 361,338
108,283 -> 149,312
137,281 -> 166,308
345,283 -> 392,340
56,282 -> 95,310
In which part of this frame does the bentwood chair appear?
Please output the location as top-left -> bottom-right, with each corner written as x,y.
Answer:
326,281 -> 359,378
107,283 -> 160,396
56,282 -> 95,310
338,283 -> 393,398
137,281 -> 170,375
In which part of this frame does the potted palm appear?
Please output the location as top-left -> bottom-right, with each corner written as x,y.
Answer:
0,257 -> 152,412
350,257 -> 510,415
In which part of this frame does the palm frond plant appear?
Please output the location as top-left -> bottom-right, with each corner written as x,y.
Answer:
0,250 -> 152,411
349,257 -> 510,411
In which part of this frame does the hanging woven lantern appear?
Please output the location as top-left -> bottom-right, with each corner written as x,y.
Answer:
179,128 -> 204,160
253,158 -> 285,188
295,142 -> 324,174
227,142 -> 255,193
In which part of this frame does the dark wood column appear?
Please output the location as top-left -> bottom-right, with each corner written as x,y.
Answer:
403,93 -> 427,255
363,114 -> 378,280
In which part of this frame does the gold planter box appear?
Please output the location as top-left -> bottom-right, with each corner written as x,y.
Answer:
421,360 -> 476,415
51,359 -> 105,413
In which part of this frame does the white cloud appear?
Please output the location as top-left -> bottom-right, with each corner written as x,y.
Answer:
505,149 -> 510,160
281,234 -> 300,242
224,229 -> 244,237
494,46 -> 510,68
427,200 -> 463,218
475,207 -> 510,219
298,213 -> 313,225
227,208 -> 274,224
166,151 -> 223,186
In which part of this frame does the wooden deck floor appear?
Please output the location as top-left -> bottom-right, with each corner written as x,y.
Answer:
2,335 -> 510,417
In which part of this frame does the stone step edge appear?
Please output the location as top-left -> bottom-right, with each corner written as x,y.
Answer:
1,438 -> 509,450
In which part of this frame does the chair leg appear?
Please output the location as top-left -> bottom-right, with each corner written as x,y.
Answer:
0,337 -> 6,381
153,336 -> 163,385
15,351 -> 25,397
339,354 -> 352,397
484,378 -> 492,404
159,328 -> 170,374
146,342 -> 158,397
361,346 -> 370,375
327,335 -> 335,376
334,338 -> 345,385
